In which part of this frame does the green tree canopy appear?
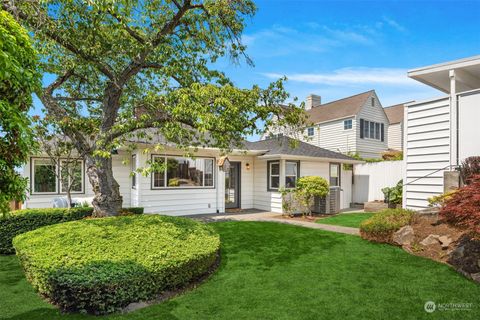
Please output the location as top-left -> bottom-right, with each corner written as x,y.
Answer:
0,10 -> 40,215
3,0 -> 306,216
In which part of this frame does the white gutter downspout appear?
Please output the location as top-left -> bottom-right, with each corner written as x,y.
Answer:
449,69 -> 458,169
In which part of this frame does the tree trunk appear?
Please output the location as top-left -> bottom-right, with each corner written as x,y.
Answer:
86,156 -> 123,217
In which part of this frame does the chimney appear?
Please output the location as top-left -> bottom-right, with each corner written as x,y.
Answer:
305,94 -> 321,110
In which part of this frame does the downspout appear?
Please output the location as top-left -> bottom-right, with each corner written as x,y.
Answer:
449,69 -> 458,169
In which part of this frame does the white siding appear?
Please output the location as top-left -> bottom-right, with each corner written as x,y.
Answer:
458,90 -> 480,161
252,158 -> 282,213
317,117 -> 357,154
356,92 -> 389,158
404,97 -> 450,210
23,151 -> 131,209
387,122 -> 403,151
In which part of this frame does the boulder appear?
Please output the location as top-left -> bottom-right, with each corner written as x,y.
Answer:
438,235 -> 453,249
393,226 -> 415,246
420,234 -> 440,246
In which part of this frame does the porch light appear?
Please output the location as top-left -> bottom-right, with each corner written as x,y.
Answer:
245,162 -> 251,171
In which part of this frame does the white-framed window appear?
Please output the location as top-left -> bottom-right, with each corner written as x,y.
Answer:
360,119 -> 384,141
267,161 -> 280,191
344,119 -> 352,130
31,158 -> 84,194
307,127 -> 315,136
59,159 -> 84,193
131,154 -> 137,189
151,155 -> 215,189
285,161 -> 300,188
330,163 -> 341,187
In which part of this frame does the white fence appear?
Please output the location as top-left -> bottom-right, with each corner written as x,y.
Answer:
352,161 -> 403,204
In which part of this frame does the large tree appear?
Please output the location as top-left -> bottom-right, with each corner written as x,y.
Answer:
0,10 -> 40,215
3,0 -> 305,216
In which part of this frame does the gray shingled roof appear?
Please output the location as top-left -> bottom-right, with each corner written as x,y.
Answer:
243,136 -> 356,161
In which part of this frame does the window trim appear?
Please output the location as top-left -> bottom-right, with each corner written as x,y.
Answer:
150,154 -> 216,190
360,119 -> 384,141
30,157 -> 85,195
343,119 -> 353,130
284,160 -> 300,189
267,160 -> 280,191
307,127 -> 315,136
131,154 -> 137,189
329,162 -> 341,187
59,159 -> 85,194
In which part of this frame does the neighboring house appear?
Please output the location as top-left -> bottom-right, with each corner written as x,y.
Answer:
403,55 -> 480,210
22,136 -> 361,215
384,103 -> 408,151
265,90 -> 390,159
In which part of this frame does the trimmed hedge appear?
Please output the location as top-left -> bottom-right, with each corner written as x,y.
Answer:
0,207 -> 93,254
13,215 -> 220,314
0,207 -> 144,254
360,208 -> 414,244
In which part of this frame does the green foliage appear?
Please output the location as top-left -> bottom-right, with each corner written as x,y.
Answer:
120,207 -> 144,215
294,176 -> 329,216
279,187 -> 295,216
0,207 -> 93,254
360,208 -> 414,244
382,150 -> 403,161
428,190 -> 457,207
13,215 -> 220,314
0,11 -> 40,216
381,179 -> 403,205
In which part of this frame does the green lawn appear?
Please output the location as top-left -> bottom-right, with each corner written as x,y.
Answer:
1,221 -> 480,320
316,212 -> 375,228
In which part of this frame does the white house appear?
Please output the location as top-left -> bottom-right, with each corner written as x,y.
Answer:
403,55 -> 480,210
266,90 -> 390,159
23,136 -> 361,215
384,103 -> 407,151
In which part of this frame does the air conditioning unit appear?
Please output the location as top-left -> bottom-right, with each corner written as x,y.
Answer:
312,187 -> 341,214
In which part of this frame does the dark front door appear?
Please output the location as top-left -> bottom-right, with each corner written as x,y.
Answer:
225,162 -> 241,209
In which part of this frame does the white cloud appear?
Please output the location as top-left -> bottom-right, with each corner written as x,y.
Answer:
381,16 -> 407,33
262,67 -> 417,86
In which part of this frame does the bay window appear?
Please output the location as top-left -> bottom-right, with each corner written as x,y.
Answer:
285,161 -> 300,188
267,161 -> 280,191
152,155 -> 215,188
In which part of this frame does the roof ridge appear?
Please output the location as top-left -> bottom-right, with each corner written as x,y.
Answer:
309,89 -> 374,109
384,101 -> 413,109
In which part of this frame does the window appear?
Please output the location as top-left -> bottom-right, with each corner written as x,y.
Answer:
131,155 -> 137,189
371,97 -> 375,106
152,156 -> 215,188
268,161 -> 280,191
344,119 -> 352,130
60,159 -> 83,193
31,158 -> 84,194
360,119 -> 384,141
330,163 -> 340,187
307,127 -> 314,136
32,159 -> 57,193
285,161 -> 300,188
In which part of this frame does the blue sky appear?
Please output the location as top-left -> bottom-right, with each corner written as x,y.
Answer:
33,0 -> 480,140
217,0 -> 480,107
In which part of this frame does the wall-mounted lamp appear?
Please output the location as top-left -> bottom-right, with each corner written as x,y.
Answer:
245,162 -> 251,171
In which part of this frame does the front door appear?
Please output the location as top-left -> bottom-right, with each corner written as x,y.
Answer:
225,162 -> 241,209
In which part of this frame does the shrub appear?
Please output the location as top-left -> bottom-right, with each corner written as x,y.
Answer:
0,207 -> 143,254
381,179 -> 403,206
13,215 -> 220,314
460,156 -> 480,184
382,150 -> 403,161
360,208 -> 414,244
294,176 -> 329,216
428,190 -> 457,207
440,174 -> 480,235
0,207 -> 93,254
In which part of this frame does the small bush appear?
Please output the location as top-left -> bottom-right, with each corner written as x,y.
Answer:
120,207 -> 144,215
294,176 -> 329,216
360,208 -> 414,244
13,215 -> 220,314
440,174 -> 480,235
460,156 -> 480,184
381,179 -> 403,206
0,207 -> 93,254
